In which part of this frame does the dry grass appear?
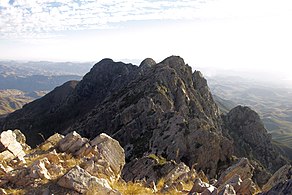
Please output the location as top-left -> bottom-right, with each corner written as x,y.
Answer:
4,188 -> 26,195
85,178 -> 193,195
111,181 -> 154,195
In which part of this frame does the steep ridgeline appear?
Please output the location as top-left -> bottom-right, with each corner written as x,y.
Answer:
0,56 -> 288,179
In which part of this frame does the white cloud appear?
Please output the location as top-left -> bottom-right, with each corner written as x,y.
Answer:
0,0 -> 205,39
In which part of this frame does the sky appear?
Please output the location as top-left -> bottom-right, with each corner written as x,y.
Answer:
0,0 -> 292,82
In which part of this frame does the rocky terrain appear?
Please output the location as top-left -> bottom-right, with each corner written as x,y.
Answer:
0,56 -> 291,194
0,129 -> 291,195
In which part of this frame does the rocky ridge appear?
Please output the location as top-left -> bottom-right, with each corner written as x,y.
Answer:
0,56 -> 290,193
0,129 -> 290,195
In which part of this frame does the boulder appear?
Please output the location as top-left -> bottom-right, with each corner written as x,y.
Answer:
57,166 -> 118,194
40,133 -> 64,151
58,131 -> 88,154
0,130 -> 26,161
262,164 -> 291,191
89,133 -> 125,179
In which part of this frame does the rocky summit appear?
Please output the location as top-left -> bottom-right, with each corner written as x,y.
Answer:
0,129 -> 290,195
0,56 -> 291,194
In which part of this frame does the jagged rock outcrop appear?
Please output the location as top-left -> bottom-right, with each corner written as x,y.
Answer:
260,179 -> 292,195
0,130 -> 124,194
262,164 -> 291,191
57,131 -> 125,181
1,56 -> 233,178
223,106 -> 288,182
122,155 -> 195,185
215,158 -> 260,194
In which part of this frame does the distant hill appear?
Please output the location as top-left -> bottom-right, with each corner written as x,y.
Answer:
207,75 -> 292,158
0,61 -> 90,116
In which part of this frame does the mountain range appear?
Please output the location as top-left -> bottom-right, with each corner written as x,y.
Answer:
0,56 -> 290,187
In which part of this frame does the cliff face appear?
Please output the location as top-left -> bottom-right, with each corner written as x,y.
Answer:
1,56 -> 288,178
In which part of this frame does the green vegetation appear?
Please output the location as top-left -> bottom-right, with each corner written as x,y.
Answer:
148,154 -> 167,165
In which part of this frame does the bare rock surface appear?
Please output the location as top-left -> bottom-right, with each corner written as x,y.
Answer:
215,158 -> 259,194
57,165 -> 118,194
260,179 -> 292,195
122,155 -> 195,185
0,130 -> 26,161
262,164 -> 292,191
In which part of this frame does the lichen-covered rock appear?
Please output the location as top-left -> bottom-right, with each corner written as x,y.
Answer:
57,166 -> 118,194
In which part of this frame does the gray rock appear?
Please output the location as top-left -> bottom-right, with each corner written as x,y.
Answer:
58,131 -> 88,154
57,166 -> 117,194
122,155 -> 194,185
260,179 -> 292,195
262,164 -> 291,191
0,130 -> 26,161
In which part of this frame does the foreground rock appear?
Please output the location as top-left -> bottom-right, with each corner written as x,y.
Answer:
261,179 -> 292,195
0,130 -> 26,161
262,164 -> 291,191
57,166 -> 119,194
58,132 -> 125,181
215,158 -> 259,194
122,155 -> 195,186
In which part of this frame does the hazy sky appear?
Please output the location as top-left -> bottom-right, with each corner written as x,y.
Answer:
0,0 -> 292,80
